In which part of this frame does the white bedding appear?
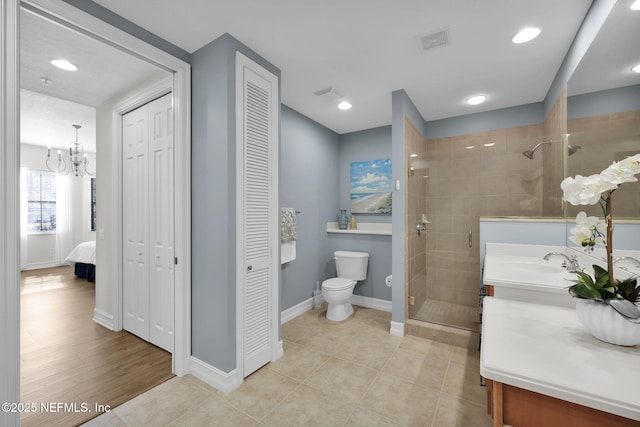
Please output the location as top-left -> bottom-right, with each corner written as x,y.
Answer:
65,241 -> 96,265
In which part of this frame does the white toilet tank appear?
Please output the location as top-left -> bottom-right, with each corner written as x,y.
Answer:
334,251 -> 369,280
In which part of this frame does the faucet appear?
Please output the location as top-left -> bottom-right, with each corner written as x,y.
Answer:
613,257 -> 640,268
543,252 -> 580,273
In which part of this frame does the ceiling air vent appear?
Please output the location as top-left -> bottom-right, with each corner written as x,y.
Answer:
415,27 -> 450,52
313,87 -> 342,98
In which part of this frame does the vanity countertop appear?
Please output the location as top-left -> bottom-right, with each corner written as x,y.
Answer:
481,297 -> 640,422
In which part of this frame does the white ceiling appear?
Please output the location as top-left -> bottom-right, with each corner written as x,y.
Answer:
20,7 -> 168,152
20,0 -> 640,148
91,0 -> 595,133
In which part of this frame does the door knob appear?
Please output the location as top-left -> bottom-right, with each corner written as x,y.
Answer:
247,265 -> 253,271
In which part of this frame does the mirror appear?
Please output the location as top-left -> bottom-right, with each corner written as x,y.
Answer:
565,0 -> 640,251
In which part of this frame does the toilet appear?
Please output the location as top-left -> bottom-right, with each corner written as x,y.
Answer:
322,251 -> 369,322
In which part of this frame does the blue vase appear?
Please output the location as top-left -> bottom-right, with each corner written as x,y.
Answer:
338,209 -> 348,229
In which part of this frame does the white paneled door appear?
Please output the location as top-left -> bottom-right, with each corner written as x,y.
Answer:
123,92 -> 174,352
236,53 -> 279,378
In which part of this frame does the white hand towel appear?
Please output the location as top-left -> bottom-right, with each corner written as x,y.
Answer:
281,240 -> 296,264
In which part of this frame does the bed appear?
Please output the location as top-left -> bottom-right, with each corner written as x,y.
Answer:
65,241 -> 96,282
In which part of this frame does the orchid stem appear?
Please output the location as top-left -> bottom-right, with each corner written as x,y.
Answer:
604,192 -> 614,289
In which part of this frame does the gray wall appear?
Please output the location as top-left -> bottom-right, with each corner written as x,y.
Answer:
544,0 -> 616,116
280,106 -> 340,310
191,33 -> 280,372
333,125 -> 392,301
339,126 -> 392,224
567,84 -> 640,119
280,110 -> 393,308
391,90 -> 425,323
424,103 -> 544,139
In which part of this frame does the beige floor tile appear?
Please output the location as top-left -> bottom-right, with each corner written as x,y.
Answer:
382,348 -> 450,390
333,333 -> 399,371
431,393 -> 493,427
224,368 -> 299,420
399,335 -> 454,360
269,340 -> 331,381
450,346 -> 481,369
360,373 -> 439,426
345,406 -> 402,426
113,376 -> 212,426
295,325 -> 351,355
81,308 -> 495,427
281,318 -> 313,342
80,410 -> 127,427
168,397 -> 258,427
261,383 -> 355,427
441,362 -> 486,405
303,357 -> 378,404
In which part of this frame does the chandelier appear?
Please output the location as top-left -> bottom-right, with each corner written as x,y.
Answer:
46,124 -> 95,177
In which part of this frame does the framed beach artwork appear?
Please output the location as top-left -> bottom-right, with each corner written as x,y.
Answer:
350,158 -> 392,214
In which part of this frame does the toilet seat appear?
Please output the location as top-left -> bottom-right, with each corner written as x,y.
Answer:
322,277 -> 354,291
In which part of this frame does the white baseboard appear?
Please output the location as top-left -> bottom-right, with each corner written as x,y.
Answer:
281,297 -> 313,324
273,340 -> 284,361
21,262 -> 63,271
93,308 -> 114,330
390,321 -> 405,337
190,356 -> 242,394
351,294 -> 392,312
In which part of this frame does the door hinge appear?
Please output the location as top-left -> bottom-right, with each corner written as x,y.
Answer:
174,257 -> 178,265
408,296 -> 415,305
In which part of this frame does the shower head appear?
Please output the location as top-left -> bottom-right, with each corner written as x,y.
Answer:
522,140 -> 552,159
567,144 -> 582,156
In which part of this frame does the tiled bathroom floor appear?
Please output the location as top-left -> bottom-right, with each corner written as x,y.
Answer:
83,306 -> 493,427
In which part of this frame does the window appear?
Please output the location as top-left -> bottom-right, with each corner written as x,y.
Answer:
26,171 -> 56,233
90,177 -> 96,231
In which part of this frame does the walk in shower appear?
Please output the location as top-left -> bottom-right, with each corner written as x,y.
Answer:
404,117 -> 563,334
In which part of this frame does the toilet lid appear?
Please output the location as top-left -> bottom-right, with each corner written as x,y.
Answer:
322,278 -> 354,291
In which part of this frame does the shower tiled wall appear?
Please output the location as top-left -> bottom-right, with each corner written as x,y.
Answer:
405,116 -> 546,323
566,110 -> 640,218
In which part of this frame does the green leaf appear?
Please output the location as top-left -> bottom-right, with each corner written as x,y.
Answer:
615,277 -> 640,303
568,282 -> 604,300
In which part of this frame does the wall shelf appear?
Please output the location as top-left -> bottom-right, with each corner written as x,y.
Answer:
326,222 -> 392,236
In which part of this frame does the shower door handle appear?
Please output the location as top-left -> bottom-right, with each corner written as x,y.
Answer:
468,230 -> 472,248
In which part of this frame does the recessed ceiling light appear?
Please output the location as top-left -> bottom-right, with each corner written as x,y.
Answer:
337,101 -> 352,110
410,153 -> 418,158
466,95 -> 487,106
484,142 -> 496,147
465,145 -> 475,150
50,59 -> 77,71
632,63 -> 640,73
631,0 -> 640,11
512,27 -> 541,44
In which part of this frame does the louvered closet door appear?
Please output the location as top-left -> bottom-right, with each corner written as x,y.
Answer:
238,53 -> 278,377
148,93 -> 174,352
123,105 -> 150,340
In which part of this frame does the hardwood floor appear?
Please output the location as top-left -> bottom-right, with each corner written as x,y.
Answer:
20,266 -> 174,426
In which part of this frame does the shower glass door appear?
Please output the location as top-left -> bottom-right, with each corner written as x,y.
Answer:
407,127 -> 558,332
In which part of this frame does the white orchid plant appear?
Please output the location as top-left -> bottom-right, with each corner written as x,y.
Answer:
561,153 -> 640,303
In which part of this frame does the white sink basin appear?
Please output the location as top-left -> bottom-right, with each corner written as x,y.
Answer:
503,261 -> 566,275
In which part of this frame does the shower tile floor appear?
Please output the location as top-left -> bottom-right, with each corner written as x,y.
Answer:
414,299 -> 481,332
83,306 -> 492,427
